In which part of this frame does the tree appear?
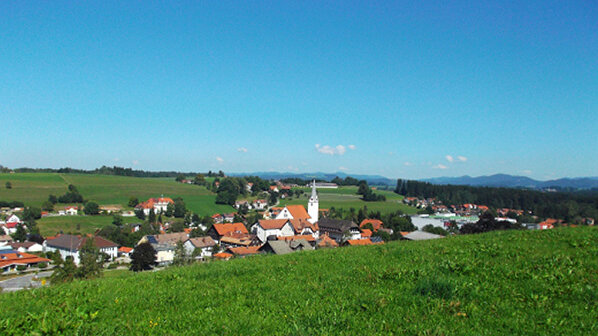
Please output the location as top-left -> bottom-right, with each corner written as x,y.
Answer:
42,200 -> 54,212
5,181 -> 11,189
128,197 -> 139,208
135,208 -> 146,220
173,198 -> 186,218
148,209 -> 156,224
23,207 -> 42,221
169,219 -> 185,233
84,201 -> 100,215
48,194 -> 58,204
112,214 -> 124,226
165,202 -> 174,217
189,227 -> 205,238
12,224 -> 27,242
175,174 -> 186,182
172,241 -> 189,266
50,256 -> 77,283
130,242 -> 157,271
76,238 -> 103,279
193,174 -> 206,185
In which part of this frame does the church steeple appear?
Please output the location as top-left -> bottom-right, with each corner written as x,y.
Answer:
307,180 -> 319,224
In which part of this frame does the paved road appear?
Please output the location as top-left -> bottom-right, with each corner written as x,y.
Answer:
0,271 -> 53,292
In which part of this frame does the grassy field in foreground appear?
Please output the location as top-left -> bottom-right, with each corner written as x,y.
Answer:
0,173 -> 233,216
2,227 -> 597,335
279,187 -> 417,215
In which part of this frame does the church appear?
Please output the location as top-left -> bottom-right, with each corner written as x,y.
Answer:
251,181 -> 320,243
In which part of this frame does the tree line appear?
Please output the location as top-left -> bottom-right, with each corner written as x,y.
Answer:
395,179 -> 598,221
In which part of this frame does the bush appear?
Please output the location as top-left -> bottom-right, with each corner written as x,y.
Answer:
37,263 -> 48,269
107,263 -> 119,269
16,265 -> 27,272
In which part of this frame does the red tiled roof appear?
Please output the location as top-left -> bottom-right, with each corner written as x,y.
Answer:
258,219 -> 290,230
284,205 -> 311,220
212,222 -> 248,236
214,252 -> 233,259
361,229 -> 372,238
0,252 -> 50,269
317,234 -> 338,248
278,234 -> 316,242
360,219 -> 383,232
346,239 -> 374,246
136,197 -> 174,209
118,247 -> 133,253
227,246 -> 260,256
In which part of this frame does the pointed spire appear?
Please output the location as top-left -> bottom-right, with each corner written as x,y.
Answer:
311,180 -> 317,199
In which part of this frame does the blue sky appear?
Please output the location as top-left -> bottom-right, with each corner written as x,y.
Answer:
1,1 -> 597,180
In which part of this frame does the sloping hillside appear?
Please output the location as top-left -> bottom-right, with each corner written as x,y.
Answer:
1,227 -> 597,335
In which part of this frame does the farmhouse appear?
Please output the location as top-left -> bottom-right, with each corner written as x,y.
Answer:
318,218 -> 360,243
65,206 -> 78,216
251,219 -> 295,243
9,241 -> 43,253
135,197 -> 175,216
0,247 -> 50,272
44,234 -> 118,265
207,222 -> 249,243
184,236 -> 216,259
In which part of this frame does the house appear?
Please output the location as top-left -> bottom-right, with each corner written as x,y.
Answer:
9,241 -> 43,253
219,234 -> 259,248
316,234 -> 338,248
246,182 -> 253,192
207,222 -> 249,243
269,185 -> 279,193
278,234 -> 317,246
0,248 -> 51,272
538,218 -> 559,230
402,231 -> 445,241
268,207 -> 283,218
137,232 -> 189,265
344,238 -> 374,246
223,213 -> 236,223
65,206 -> 78,216
288,239 -> 314,252
360,219 -> 384,232
213,252 -> 233,260
211,214 -> 224,224
318,218 -> 360,243
6,214 -> 21,225
274,181 -> 319,224
251,219 -> 295,243
184,236 -> 216,259
135,197 -> 175,216
258,240 -> 293,255
100,205 -> 122,214
0,235 -> 14,246
118,246 -> 133,257
234,200 -> 252,210
360,229 -> 372,239
288,218 -> 319,238
252,199 -> 267,210
44,234 -> 118,264
226,246 -> 261,258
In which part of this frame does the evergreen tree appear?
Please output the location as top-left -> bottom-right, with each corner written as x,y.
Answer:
130,242 -> 157,271
148,209 -> 156,223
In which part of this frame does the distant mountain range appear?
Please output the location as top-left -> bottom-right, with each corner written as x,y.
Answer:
422,174 -> 598,190
227,171 -> 396,186
229,171 -> 598,190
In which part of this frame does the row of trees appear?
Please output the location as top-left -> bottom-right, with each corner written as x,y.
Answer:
395,179 -> 598,222
357,181 -> 386,201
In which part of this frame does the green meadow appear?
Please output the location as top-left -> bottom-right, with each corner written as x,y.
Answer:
0,173 -> 234,216
1,227 -> 597,335
35,215 -> 141,237
279,186 -> 417,215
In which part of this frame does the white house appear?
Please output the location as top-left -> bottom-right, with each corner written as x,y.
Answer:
65,206 -> 78,216
135,197 -> 175,216
44,234 -> 118,265
183,236 -> 216,259
6,215 -> 20,224
10,241 -> 43,253
252,199 -> 267,210
251,219 -> 295,243
137,232 -> 188,265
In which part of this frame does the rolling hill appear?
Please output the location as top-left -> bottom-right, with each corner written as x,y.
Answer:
1,227 -> 597,334
424,174 -> 598,190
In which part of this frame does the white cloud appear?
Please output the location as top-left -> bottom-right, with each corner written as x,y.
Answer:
338,166 -> 349,171
216,157 -> 224,163
404,162 -> 413,166
237,147 -> 248,153
132,160 -> 139,165
445,155 -> 454,163
315,144 -> 347,156
433,164 -> 448,169
348,145 -> 356,150
457,156 -> 468,162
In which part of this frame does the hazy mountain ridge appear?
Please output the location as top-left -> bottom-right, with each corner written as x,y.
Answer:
423,174 -> 598,190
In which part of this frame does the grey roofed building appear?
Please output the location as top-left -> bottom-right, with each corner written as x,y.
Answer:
402,231 -> 445,241
289,239 -> 314,251
258,240 -> 293,255
187,236 -> 216,249
318,218 -> 360,243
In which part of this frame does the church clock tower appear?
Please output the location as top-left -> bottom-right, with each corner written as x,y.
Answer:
307,180 -> 319,224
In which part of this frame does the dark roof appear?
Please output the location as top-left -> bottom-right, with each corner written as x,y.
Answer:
46,234 -> 118,250
258,241 -> 293,255
318,218 -> 359,233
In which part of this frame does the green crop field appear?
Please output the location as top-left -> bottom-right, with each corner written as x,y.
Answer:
279,187 -> 417,215
0,173 -> 233,216
35,215 -> 141,237
2,227 -> 596,335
